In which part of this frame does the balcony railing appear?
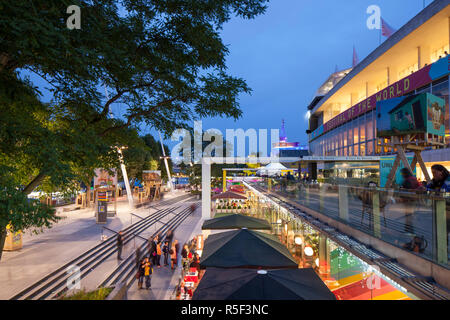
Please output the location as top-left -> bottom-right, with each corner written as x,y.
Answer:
250,178 -> 449,268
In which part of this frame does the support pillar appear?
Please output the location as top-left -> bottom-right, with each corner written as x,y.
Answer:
319,235 -> 330,276
372,191 -> 381,238
202,158 -> 211,219
222,170 -> 227,192
433,199 -> 448,265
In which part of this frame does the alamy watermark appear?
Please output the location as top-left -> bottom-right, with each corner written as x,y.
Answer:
66,5 -> 81,30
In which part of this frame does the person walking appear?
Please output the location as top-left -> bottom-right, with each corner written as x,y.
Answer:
174,240 -> 180,267
170,243 -> 177,270
181,244 -> 189,272
162,241 -> 170,266
143,257 -> 153,289
135,247 -> 141,269
166,229 -> 174,244
399,168 -> 422,234
137,258 -> 145,289
149,236 -> 157,265
156,241 -> 162,267
117,231 -> 124,260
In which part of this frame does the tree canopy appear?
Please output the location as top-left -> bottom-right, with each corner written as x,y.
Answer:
0,0 -> 269,258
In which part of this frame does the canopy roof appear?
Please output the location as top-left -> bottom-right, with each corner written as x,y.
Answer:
211,190 -> 247,200
200,229 -> 297,269
192,268 -> 336,300
202,214 -> 271,230
264,162 -> 287,170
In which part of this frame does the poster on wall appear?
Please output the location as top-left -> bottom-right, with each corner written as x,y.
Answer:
376,93 -> 445,138
94,168 -> 118,187
379,156 -> 415,188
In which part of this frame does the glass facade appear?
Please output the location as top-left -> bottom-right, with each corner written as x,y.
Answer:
309,75 -> 450,156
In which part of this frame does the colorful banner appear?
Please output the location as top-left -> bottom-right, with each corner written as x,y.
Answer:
310,56 -> 449,141
376,93 -> 445,138
379,156 -> 415,188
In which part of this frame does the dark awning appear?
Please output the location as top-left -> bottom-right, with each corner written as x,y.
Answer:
192,268 -> 336,300
200,229 -> 298,269
202,214 -> 271,230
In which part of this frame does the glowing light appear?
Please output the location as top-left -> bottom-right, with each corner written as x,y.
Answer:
304,246 -> 314,256
277,219 -> 282,224
294,236 -> 303,245
315,258 -> 320,267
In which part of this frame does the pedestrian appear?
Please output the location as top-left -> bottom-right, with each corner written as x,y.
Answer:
137,258 -> 145,289
135,247 -> 141,269
162,241 -> 170,266
143,257 -> 153,289
174,240 -> 180,266
426,164 -> 450,245
117,231 -> 124,260
189,253 -> 201,273
399,168 -> 421,234
148,236 -> 157,264
426,164 -> 450,192
181,244 -> 189,272
170,243 -> 177,270
156,241 -> 162,267
166,229 -> 174,244
400,168 -> 421,190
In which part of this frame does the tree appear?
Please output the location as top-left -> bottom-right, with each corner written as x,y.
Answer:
0,0 -> 269,258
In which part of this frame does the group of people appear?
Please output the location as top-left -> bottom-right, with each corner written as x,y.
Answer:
180,243 -> 201,273
133,229 -> 181,290
399,164 -> 450,192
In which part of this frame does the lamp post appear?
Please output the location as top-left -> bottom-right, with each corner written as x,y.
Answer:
158,131 -> 173,191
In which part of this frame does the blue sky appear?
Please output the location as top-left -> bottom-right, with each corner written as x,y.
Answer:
190,0 -> 429,147
26,0 -> 432,151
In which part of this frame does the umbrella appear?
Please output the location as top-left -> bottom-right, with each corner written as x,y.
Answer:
202,214 -> 271,230
200,228 -> 298,269
211,190 -> 247,200
192,268 -> 336,300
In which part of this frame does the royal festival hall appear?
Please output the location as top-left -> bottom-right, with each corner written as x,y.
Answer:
306,0 -> 450,185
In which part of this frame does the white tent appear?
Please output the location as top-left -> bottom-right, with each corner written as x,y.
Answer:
257,162 -> 288,176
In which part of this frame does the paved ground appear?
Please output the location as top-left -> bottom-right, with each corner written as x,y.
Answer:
0,191 -> 189,299
127,206 -> 203,300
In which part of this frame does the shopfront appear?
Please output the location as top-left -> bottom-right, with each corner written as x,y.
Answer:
248,187 -> 417,300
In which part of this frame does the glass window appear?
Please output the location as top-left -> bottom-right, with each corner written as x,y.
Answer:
360,116 -> 366,143
367,113 -> 373,141
360,143 -> 366,156
348,145 -> 353,156
367,140 -> 374,155
353,119 -> 359,145
354,143 -> 359,156
348,123 -> 353,145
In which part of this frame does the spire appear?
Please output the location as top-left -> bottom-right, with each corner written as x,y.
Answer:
280,119 -> 287,142
352,45 -> 359,68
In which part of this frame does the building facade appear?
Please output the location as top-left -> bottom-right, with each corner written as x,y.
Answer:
307,0 -> 450,184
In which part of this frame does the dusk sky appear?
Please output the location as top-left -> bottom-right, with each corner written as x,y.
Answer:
28,0 -> 432,150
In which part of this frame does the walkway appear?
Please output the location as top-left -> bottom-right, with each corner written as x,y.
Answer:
127,206 -> 203,300
0,191 -> 188,299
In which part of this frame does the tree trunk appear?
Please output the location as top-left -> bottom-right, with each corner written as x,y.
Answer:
85,178 -> 92,208
22,172 -> 46,195
0,227 -> 7,262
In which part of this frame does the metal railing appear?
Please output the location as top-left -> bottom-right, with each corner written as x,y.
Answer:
251,178 -> 449,268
